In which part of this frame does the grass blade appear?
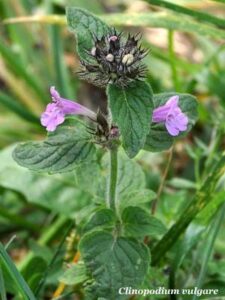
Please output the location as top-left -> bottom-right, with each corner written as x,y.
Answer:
0,267 -> 7,300
50,25 -> 74,99
4,12 -> 225,40
192,203 -> 225,300
151,153 -> 225,266
147,0 -> 225,29
1,0 -> 34,64
0,91 -> 39,124
0,243 -> 36,300
102,13 -> 225,40
0,39 -> 48,103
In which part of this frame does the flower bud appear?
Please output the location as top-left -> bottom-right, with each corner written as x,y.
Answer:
78,29 -> 148,87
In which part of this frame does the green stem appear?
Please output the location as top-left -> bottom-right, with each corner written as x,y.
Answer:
107,148 -> 118,212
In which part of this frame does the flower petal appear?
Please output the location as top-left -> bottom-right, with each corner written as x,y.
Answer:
41,87 -> 97,131
166,95 -> 179,108
152,105 -> 171,122
165,115 -> 179,136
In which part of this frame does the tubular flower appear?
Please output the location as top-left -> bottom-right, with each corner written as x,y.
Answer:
78,29 -> 148,88
41,87 -> 96,131
152,96 -> 188,136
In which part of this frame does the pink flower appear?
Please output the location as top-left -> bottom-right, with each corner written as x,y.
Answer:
41,87 -> 96,132
152,96 -> 188,136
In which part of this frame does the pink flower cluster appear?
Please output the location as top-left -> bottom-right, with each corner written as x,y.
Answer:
41,88 -> 188,137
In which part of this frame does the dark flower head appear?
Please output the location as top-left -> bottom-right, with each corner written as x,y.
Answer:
78,29 -> 148,88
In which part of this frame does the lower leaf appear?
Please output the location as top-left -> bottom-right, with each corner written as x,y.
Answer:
13,124 -> 96,173
79,230 -> 150,299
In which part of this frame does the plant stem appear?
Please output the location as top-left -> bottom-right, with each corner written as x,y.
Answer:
107,148 -> 118,212
151,147 -> 173,215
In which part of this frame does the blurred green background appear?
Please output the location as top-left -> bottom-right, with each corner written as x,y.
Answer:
1,0 -> 225,299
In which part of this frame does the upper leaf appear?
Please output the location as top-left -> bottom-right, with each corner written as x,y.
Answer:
13,124 -> 96,173
108,81 -> 153,158
79,230 -> 150,299
145,92 -> 198,152
66,7 -> 110,62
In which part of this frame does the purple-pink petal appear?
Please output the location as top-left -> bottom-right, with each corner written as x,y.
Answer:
152,95 -> 188,136
152,105 -> 171,123
40,86 -> 96,132
166,95 -> 179,108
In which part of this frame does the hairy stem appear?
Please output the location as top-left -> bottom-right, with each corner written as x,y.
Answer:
107,148 -> 118,212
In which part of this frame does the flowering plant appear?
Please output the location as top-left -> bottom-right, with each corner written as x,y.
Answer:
12,7 -> 198,299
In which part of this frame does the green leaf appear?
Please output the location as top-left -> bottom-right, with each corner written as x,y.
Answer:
102,151 -> 146,200
74,160 -> 104,198
122,206 -> 167,238
119,189 -> 156,213
79,230 -> 150,299
0,146 -> 93,218
66,7 -> 110,62
59,262 -> 88,285
116,151 -> 146,196
108,81 -> 153,158
83,208 -> 116,233
0,243 -> 36,300
144,92 -> 198,152
144,124 -> 173,152
13,124 -> 96,173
